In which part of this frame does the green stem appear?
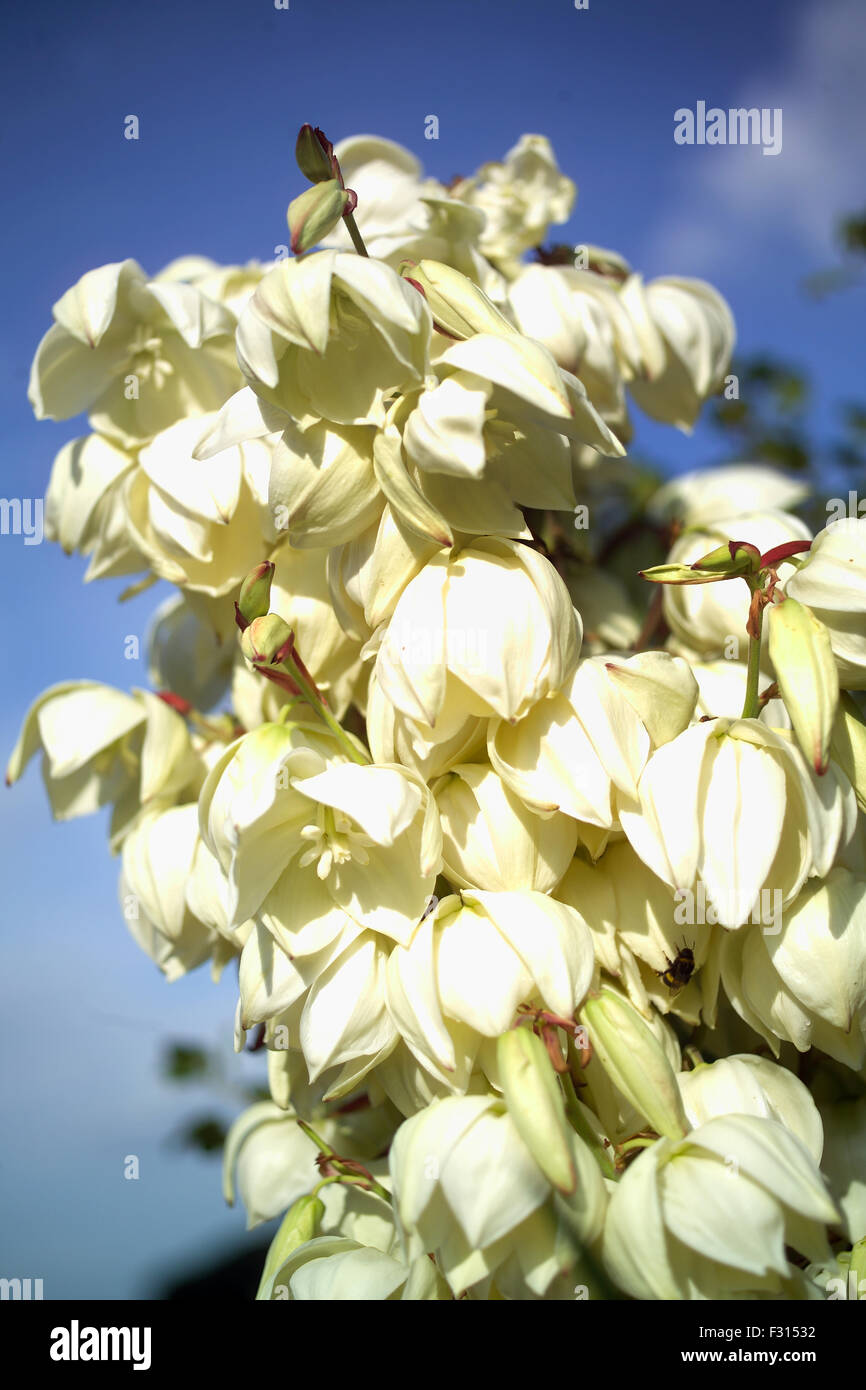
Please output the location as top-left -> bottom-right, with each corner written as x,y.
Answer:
312,1173 -> 391,1203
740,582 -> 765,721
558,1073 -> 617,1180
617,1136 -> 656,1156
343,210 -> 369,257
299,1120 -> 390,1203
282,654 -> 370,765
311,1175 -> 341,1198
297,1119 -> 335,1155
334,1173 -> 392,1203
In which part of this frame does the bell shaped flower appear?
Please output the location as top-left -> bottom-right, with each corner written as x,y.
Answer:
433,763 -> 577,892
434,331 -> 622,455
240,920 -> 399,1095
721,867 -> 866,1066
649,463 -> 809,529
120,803 -> 230,982
366,667 -> 487,781
362,329 -> 621,549
7,682 -> 200,846
557,840 -> 720,1027
44,432 -> 145,581
200,723 -> 441,944
259,1180 -> 451,1300
386,890 -> 594,1091
389,1093 -> 600,1298
268,416 -> 382,549
373,538 -> 581,728
236,250 -> 430,427
123,414 -> 278,598
489,651 -> 697,826
197,720 -> 348,926
677,1054 -> 824,1162
562,563 -> 641,655
602,1113 -> 838,1299
327,504 -> 441,642
197,389 -> 382,552
146,593 -> 236,714
619,717 -> 856,929
507,264 -> 638,429
28,259 -> 240,448
156,255 -> 270,318
225,1086 -> 399,1232
786,518 -> 866,690
283,760 -> 442,945
222,1101 -> 342,1229
621,274 -> 735,431
264,1235 -> 449,1301
452,135 -> 576,273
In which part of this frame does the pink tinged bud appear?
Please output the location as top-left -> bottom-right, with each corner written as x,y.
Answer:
295,124 -> 342,184
767,594 -> 838,775
240,614 -> 295,667
398,257 -> 515,340
641,539 -> 763,586
288,179 -> 354,255
690,540 -> 762,577
237,561 -> 275,629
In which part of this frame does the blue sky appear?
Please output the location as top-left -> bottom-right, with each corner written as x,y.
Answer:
1,0 -> 864,1298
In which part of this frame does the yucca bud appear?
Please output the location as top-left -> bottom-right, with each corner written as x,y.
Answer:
641,539 -> 762,587
399,258 -> 516,340
256,1193 -> 325,1299
288,179 -> 356,256
691,539 -> 763,577
240,614 -> 294,666
579,987 -> 689,1140
236,561 -> 275,630
295,124 -> 341,184
830,693 -> 866,811
497,1028 -> 576,1195
768,595 -> 838,774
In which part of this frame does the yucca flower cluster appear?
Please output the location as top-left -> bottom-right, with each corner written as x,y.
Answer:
11,126 -> 866,1301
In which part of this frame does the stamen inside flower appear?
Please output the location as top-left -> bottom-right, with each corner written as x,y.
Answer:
126,324 -> 174,389
297,804 -> 374,879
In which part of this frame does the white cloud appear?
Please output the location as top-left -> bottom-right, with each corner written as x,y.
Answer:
645,0 -> 866,274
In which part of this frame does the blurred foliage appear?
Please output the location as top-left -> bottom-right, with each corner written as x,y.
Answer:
839,211 -> 866,256
708,208 -> 866,518
177,1116 -> 228,1154
160,1038 -> 271,1156
707,351 -> 866,531
802,209 -> 866,299
709,355 -> 812,473
162,1042 -> 210,1082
